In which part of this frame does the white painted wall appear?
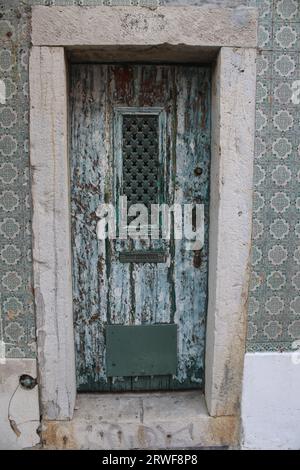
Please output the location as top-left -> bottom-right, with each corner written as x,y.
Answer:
0,359 -> 40,449
242,352 -> 300,450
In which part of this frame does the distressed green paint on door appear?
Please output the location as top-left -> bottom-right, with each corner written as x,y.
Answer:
70,65 -> 211,391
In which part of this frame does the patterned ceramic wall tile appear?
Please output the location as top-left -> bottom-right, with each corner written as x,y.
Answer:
248,0 -> 300,352
0,0 -> 299,356
0,2 -> 34,358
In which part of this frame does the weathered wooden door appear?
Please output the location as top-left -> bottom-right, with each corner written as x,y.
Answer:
70,65 -> 210,392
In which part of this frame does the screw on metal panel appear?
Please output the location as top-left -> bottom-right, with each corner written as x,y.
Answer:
19,374 -> 37,390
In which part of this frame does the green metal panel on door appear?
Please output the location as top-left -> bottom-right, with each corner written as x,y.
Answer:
106,324 -> 177,377
70,65 -> 211,392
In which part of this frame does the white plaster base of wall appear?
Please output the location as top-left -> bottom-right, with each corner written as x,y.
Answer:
0,359 -> 40,449
241,352 -> 300,450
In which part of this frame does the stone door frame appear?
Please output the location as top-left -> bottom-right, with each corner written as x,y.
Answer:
29,6 -> 257,426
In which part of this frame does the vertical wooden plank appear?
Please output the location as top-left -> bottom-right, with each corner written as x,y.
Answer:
107,65 -> 135,391
132,65 -> 173,328
70,65 -> 110,391
171,66 -> 211,389
130,66 -> 174,391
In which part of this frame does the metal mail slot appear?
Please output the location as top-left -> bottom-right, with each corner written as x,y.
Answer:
119,251 -> 166,263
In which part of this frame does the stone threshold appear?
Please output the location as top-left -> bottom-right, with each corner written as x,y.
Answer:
41,391 -> 239,449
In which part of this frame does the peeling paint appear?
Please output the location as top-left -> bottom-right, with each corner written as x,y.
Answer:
70,65 -> 210,392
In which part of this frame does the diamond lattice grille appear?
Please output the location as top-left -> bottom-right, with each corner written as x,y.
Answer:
122,114 -> 159,207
